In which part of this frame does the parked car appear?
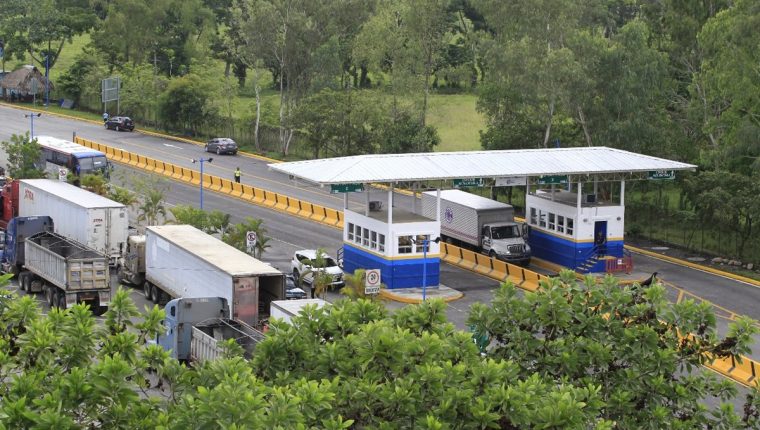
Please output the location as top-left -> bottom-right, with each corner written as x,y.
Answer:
104,116 -> 135,132
284,274 -> 307,299
291,249 -> 344,289
205,138 -> 238,155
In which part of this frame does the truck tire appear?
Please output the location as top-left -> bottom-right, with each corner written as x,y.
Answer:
57,293 -> 67,310
150,285 -> 159,303
143,282 -> 151,298
21,273 -> 31,292
489,250 -> 497,259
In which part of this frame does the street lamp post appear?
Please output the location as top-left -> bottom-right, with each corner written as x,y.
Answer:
24,112 -> 41,139
191,157 -> 213,210
413,236 -> 440,301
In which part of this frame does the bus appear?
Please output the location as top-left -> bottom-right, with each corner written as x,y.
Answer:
34,136 -> 111,178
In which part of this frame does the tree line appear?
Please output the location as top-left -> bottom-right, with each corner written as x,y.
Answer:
1,272 -> 759,428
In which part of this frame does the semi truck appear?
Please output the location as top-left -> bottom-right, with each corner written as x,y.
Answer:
270,298 -> 329,325
18,179 -> 128,266
136,225 -> 286,327
22,231 -> 110,315
156,297 -> 264,364
421,189 -> 531,266
0,216 -> 55,276
0,180 -> 20,230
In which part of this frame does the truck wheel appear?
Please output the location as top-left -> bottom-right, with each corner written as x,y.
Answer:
57,293 -> 67,310
150,285 -> 159,303
143,282 -> 151,298
21,273 -> 31,292
489,250 -> 497,259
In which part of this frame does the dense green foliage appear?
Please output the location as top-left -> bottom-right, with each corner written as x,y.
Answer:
1,274 -> 759,427
0,134 -> 46,179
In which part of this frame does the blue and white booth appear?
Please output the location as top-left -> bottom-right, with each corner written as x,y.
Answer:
341,188 -> 441,289
525,180 -> 626,272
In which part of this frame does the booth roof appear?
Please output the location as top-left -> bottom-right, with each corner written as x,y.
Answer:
268,147 -> 697,185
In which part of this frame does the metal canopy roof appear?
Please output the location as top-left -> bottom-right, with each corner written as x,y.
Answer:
268,147 -> 696,185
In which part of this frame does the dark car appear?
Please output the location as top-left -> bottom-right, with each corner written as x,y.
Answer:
205,138 -> 238,155
104,116 -> 135,132
285,274 -> 307,299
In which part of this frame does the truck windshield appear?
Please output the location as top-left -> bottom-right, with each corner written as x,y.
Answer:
491,225 -> 520,239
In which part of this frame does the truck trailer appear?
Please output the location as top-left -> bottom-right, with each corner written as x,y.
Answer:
142,225 -> 286,327
270,298 -> 329,325
421,189 -> 531,265
23,231 -> 110,315
0,216 -> 54,277
156,297 -> 264,364
18,179 -> 128,266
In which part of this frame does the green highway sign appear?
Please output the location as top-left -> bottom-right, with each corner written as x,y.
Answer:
537,175 -> 569,185
330,183 -> 364,193
648,170 -> 676,180
453,178 -> 485,188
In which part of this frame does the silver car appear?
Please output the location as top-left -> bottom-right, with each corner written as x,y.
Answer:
205,138 -> 238,155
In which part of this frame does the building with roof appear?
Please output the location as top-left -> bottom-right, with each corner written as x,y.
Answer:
0,65 -> 53,101
270,147 -> 696,289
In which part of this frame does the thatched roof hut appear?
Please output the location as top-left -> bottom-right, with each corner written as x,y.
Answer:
0,65 -> 53,95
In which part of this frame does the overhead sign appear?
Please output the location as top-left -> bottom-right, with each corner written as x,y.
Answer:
246,231 -> 257,251
453,178 -> 485,188
648,170 -> 675,180
330,183 -> 364,194
495,176 -> 527,187
365,269 -> 381,295
101,76 -> 120,103
537,175 -> 569,185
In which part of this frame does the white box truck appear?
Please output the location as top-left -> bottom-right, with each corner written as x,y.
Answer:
18,179 -> 128,266
143,225 -> 285,327
422,189 -> 531,266
270,298 -> 329,325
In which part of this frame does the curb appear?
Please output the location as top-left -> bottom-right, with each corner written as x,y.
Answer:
625,245 -> 760,288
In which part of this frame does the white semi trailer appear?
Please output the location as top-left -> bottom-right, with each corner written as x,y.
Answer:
142,225 -> 286,327
422,189 -> 531,266
18,179 -> 128,266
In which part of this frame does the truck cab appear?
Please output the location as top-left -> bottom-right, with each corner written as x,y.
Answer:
481,222 -> 531,266
117,234 -> 145,286
157,297 -> 230,361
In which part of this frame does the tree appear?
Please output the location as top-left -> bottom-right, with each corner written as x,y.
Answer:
158,73 -> 218,135
79,173 -> 108,195
169,204 -> 209,231
224,216 -> 270,258
1,133 -> 46,179
339,268 -> 386,301
295,247 -> 334,299
108,185 -> 138,207
468,271 -> 760,428
137,188 -> 167,226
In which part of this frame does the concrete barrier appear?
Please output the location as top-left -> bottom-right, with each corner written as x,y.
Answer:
324,208 -> 341,226
286,198 -> 301,215
310,205 -> 327,223
241,184 -> 255,201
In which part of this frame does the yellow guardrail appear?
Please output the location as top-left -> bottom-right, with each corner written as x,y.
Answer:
76,136 -> 759,388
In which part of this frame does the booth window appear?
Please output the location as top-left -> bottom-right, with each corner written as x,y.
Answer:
379,234 -> 386,252
362,228 -> 370,246
539,210 -> 547,228
354,224 -> 362,244
347,223 -> 355,241
566,218 -> 574,235
530,207 -> 537,224
398,236 -> 413,254
557,216 -> 565,233
548,213 -> 555,230
415,235 -> 430,253
370,231 -> 377,249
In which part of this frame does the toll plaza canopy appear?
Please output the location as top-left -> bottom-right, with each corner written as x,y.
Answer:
268,146 -> 696,184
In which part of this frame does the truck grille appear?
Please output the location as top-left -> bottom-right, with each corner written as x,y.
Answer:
508,244 -> 524,254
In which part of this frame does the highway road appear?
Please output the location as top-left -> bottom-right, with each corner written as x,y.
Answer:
1,103 -> 759,353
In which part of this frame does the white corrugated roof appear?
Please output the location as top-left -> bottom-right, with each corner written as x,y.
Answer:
269,147 -> 696,184
21,179 -> 125,208
423,190 -> 511,210
147,225 -> 282,277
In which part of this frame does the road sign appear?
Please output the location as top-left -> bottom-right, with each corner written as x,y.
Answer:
246,231 -> 257,251
58,168 -> 68,181
648,170 -> 675,180
330,183 -> 364,194
101,77 -> 120,103
537,175 -> 569,185
495,176 -> 527,186
365,269 -> 381,295
453,178 -> 485,188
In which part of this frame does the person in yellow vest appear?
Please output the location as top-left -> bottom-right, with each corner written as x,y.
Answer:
234,167 -> 241,183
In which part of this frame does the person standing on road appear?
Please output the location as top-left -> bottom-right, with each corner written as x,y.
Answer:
103,112 -> 109,123
234,167 -> 241,183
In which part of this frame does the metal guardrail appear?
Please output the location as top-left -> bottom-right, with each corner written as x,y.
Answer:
75,136 -> 759,388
